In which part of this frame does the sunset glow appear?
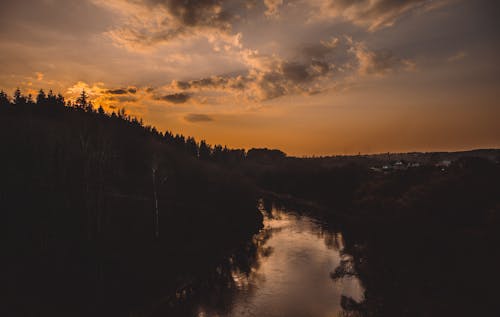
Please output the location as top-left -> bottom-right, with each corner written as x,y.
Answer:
1,0 -> 499,155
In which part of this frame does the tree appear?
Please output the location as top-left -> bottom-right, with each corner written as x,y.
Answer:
55,94 -> 65,107
26,94 -> 34,105
36,89 -> 47,106
85,101 -> 94,113
199,140 -> 212,160
0,90 -> 10,108
117,108 -> 126,119
75,90 -> 89,111
212,144 -> 223,161
13,88 -> 26,105
97,105 -> 105,115
185,137 -> 198,157
47,90 -> 56,105
174,134 -> 185,149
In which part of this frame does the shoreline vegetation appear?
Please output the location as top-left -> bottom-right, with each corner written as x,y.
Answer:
2,88 -> 500,316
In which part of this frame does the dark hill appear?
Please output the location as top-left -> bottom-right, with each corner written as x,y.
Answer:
0,90 -> 263,316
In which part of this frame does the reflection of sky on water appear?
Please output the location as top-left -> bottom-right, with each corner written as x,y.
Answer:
197,209 -> 364,317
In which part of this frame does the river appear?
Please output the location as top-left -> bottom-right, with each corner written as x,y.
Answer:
168,206 -> 365,317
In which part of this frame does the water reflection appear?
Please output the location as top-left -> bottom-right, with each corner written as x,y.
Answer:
171,206 -> 365,317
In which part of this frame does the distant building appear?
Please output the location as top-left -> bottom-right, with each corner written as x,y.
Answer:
436,160 -> 452,168
382,165 -> 392,171
393,161 -> 406,170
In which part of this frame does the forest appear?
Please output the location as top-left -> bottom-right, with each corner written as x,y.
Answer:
1,89 -> 263,316
2,88 -> 500,316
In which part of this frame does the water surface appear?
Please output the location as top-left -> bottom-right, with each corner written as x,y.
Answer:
192,208 -> 364,317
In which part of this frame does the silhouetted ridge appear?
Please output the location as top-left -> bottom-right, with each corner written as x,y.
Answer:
0,88 -> 262,165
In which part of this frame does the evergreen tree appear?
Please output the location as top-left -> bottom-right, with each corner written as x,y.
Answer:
36,89 -> 47,106
56,94 -> 65,107
0,90 -> 10,107
47,90 -> 56,104
26,94 -> 34,105
185,137 -> 198,157
199,140 -> 212,160
97,105 -> 105,115
13,88 -> 26,105
85,101 -> 94,113
75,90 -> 89,110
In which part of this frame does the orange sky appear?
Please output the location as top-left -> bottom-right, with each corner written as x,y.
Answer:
1,0 -> 499,155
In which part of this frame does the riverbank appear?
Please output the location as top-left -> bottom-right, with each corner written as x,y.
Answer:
258,157 -> 500,316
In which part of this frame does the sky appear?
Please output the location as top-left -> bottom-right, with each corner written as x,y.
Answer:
0,0 -> 499,155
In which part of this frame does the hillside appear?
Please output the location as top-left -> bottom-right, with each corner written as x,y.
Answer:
1,90 -> 263,316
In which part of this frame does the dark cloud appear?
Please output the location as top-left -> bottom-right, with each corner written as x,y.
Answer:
161,92 -> 191,103
167,48 -> 339,101
99,0 -> 250,47
184,113 -> 214,122
106,88 -> 128,95
154,0 -> 232,28
162,37 -> 414,101
254,58 -> 335,99
174,80 -> 192,90
106,87 -> 137,95
310,60 -> 330,75
173,75 -> 248,91
282,63 -> 311,83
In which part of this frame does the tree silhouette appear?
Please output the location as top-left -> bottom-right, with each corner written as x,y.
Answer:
75,90 -> 89,110
55,93 -> 65,107
26,93 -> 34,105
97,105 -> 105,115
36,89 -> 47,106
186,136 -> 198,157
0,90 -> 9,107
199,140 -> 212,160
13,88 -> 26,105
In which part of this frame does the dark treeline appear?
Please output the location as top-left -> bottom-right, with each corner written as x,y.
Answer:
1,88 -> 263,316
0,88 -> 259,165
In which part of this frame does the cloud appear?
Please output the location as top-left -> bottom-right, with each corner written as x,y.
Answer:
312,0 -> 451,31
161,92 -> 191,103
447,51 -> 467,62
92,0 -> 250,49
108,95 -> 138,102
106,88 -> 128,95
167,55 -> 334,101
91,0 -> 453,52
264,0 -> 284,17
184,113 -> 215,122
36,72 -> 44,81
160,36 -> 413,102
348,38 -> 416,75
64,35 -> 414,110
106,87 -> 138,95
321,37 -> 340,49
